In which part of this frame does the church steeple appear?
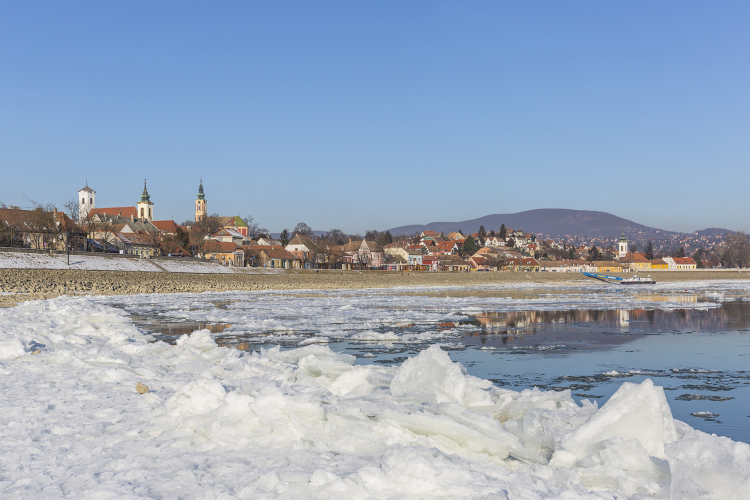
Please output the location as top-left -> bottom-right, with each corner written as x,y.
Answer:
195,178 -> 207,222
618,232 -> 628,258
197,178 -> 205,201
140,179 -> 151,203
136,179 -> 154,221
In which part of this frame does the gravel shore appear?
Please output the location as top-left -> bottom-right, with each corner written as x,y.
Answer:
1,268 -> 749,308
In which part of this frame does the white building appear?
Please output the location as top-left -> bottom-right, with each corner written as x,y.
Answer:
78,183 -> 96,220
618,232 -> 628,258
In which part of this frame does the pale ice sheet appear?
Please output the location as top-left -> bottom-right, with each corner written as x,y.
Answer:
99,280 -> 749,347
1,295 -> 749,498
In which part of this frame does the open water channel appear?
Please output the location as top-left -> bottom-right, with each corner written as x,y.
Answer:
105,280 -> 750,444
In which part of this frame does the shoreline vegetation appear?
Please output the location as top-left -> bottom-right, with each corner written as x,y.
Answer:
1,268 -> 749,308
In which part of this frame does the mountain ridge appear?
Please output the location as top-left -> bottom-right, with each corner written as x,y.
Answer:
387,209 -> 724,240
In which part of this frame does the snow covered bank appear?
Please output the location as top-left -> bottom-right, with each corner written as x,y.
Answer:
0,251 -> 283,274
0,251 -> 162,271
1,296 -> 748,498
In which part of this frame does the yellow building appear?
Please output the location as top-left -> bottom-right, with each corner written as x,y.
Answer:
619,252 -> 652,271
594,261 -> 622,273
204,241 -> 245,266
673,257 -> 697,269
651,259 -> 668,269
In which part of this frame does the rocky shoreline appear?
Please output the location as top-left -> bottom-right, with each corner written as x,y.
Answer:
1,268 -> 749,307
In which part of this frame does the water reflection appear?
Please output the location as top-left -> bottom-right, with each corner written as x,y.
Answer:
469,300 -> 750,337
130,316 -> 232,344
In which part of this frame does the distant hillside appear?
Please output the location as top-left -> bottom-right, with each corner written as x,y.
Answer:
693,227 -> 733,237
388,209 -> 682,240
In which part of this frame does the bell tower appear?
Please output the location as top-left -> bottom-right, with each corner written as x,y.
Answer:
618,232 -> 628,258
136,179 -> 154,221
195,179 -> 207,222
78,181 -> 96,220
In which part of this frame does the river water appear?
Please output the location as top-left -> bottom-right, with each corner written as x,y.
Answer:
107,279 -> 750,444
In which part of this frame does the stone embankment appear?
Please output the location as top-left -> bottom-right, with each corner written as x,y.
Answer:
1,268 -> 749,307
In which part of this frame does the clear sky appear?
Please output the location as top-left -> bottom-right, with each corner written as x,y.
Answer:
1,2 -> 748,234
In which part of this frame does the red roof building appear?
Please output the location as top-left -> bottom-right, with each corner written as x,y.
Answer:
89,207 -> 137,219
151,220 -> 180,234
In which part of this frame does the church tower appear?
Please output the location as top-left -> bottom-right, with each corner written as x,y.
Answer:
195,179 -> 207,222
136,180 -> 154,221
78,182 -> 96,220
618,232 -> 628,258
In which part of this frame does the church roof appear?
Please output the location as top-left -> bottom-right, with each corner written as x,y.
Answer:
197,180 -> 205,201
139,180 -> 152,204
89,207 -> 137,219
216,216 -> 248,228
78,184 -> 95,193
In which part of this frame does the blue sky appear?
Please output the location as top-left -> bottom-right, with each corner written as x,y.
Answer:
1,2 -> 748,234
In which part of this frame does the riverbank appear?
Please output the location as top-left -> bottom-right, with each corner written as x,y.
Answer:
1,268 -> 749,307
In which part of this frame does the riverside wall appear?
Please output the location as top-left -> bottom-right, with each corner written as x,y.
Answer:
1,267 -> 749,308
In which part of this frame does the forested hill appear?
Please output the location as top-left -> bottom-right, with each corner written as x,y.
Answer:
388,209 -> 684,240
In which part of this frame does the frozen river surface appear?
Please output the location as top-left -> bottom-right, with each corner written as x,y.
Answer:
1,280 -> 749,498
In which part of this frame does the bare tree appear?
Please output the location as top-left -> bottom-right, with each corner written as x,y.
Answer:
320,228 -> 347,245
97,220 -> 117,252
63,199 -> 79,223
80,216 -> 101,252
293,222 -> 313,237
315,234 -> 342,269
484,252 -> 508,271
722,232 -> 750,268
27,204 -> 56,249
190,215 -> 224,256
159,232 -> 184,256
0,208 -> 24,247
242,215 -> 269,239
0,220 -> 7,247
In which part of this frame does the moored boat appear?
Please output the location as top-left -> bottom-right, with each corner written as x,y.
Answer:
582,272 -> 656,285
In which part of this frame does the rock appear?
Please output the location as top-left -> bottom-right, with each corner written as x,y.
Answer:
136,382 -> 150,394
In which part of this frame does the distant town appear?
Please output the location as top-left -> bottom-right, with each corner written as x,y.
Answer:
1,180 -> 748,271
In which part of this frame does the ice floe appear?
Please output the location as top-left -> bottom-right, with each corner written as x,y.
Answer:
1,295 -> 749,498
95,279 -> 750,349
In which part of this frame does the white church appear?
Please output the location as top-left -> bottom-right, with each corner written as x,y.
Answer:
78,180 -> 155,222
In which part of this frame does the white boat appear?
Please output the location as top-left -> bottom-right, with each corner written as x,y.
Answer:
583,272 -> 656,285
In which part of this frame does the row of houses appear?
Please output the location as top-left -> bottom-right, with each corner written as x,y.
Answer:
2,182 -> 716,271
0,207 -> 85,251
